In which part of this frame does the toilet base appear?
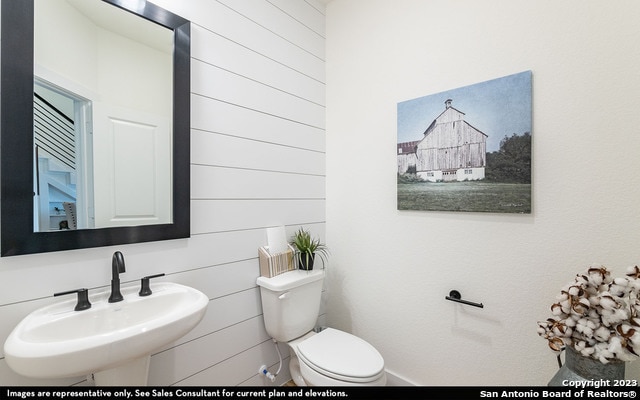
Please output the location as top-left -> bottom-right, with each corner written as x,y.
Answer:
288,353 -> 308,386
286,333 -> 387,386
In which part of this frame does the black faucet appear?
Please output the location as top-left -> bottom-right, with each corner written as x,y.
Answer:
108,251 -> 126,303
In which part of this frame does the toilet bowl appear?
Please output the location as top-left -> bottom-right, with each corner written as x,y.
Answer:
287,328 -> 386,386
256,269 -> 386,386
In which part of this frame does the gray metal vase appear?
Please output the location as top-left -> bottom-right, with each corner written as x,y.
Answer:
548,347 -> 625,386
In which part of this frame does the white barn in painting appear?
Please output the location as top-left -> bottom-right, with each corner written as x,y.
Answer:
398,99 -> 487,182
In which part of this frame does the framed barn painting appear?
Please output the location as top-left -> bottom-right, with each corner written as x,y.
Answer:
397,71 -> 532,214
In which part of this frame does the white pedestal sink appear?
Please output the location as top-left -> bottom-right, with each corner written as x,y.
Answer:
3,282 -> 208,386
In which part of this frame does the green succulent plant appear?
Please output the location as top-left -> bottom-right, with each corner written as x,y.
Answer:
290,227 -> 329,270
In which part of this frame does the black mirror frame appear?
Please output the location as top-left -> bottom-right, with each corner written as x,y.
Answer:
1,0 -> 191,256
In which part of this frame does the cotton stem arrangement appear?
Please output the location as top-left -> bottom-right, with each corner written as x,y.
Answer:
537,265 -> 640,363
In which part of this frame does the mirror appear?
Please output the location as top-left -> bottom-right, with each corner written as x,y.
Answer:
34,0 -> 174,232
1,0 -> 191,256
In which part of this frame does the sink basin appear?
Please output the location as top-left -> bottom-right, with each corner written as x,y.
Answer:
4,282 -> 208,385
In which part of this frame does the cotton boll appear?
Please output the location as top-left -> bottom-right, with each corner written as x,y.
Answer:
614,277 -> 629,287
584,319 -> 597,337
587,266 -> 608,287
601,308 -> 629,327
576,319 -> 595,337
599,348 -> 614,360
575,318 -> 590,334
594,342 -> 614,363
612,336 -> 638,362
538,319 -> 554,329
628,279 -> 640,292
536,320 -> 549,329
609,281 -> 630,297
593,326 -> 611,342
600,311 -> 615,327
628,343 -> 640,359
587,309 -> 600,320
598,354 -> 612,364
608,285 -> 625,297
608,337 -> 623,353
603,270 -> 613,284
572,299 -> 590,316
587,272 -> 602,287
626,265 -> 640,280
568,285 -> 583,296
579,298 -> 591,309
537,325 -> 548,337
599,294 -> 618,310
585,287 -> 599,297
575,274 -> 589,286
553,323 -> 571,337
597,284 -> 610,295
548,337 -> 565,352
551,303 -> 563,316
580,346 -> 595,357
559,299 -> 572,315
614,308 -> 630,322
616,323 -> 635,337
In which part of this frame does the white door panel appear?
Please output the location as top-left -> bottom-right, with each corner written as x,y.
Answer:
93,103 -> 172,227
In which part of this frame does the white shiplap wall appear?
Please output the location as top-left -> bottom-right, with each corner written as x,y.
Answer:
0,0 -> 325,386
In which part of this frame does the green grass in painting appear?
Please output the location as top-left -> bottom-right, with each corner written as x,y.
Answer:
397,181 -> 531,213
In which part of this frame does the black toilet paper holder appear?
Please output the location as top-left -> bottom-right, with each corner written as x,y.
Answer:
445,290 -> 484,308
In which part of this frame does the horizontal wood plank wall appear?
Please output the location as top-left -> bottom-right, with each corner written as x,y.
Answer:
0,0 -> 325,387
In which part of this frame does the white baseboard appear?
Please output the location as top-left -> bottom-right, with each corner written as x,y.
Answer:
384,369 -> 418,386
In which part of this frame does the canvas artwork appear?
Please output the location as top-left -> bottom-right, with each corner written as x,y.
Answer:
397,71 -> 532,214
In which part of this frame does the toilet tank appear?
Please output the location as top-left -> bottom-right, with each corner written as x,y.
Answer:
256,269 -> 324,342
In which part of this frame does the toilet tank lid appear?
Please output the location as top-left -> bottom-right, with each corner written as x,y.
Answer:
257,269 -> 324,291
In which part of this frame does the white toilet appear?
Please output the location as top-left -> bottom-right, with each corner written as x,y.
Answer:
256,269 -> 386,386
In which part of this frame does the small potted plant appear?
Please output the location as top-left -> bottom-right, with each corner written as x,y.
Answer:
290,227 -> 329,270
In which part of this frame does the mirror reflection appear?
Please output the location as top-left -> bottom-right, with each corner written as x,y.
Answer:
34,0 -> 173,232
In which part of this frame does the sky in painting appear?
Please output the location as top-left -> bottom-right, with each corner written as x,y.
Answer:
397,71 -> 532,153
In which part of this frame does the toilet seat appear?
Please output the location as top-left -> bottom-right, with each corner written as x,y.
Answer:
295,328 -> 385,383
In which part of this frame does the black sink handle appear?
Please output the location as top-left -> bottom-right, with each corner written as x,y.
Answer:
54,288 -> 92,311
139,273 -> 166,296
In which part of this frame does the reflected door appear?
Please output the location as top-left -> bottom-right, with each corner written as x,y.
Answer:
93,102 -> 172,228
